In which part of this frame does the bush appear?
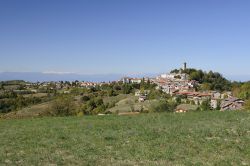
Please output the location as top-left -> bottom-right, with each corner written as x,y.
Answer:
77,111 -> 84,117
148,89 -> 163,100
80,97 -> 106,115
200,99 -> 211,111
244,99 -> 250,110
92,105 -> 106,114
81,96 -> 90,102
150,100 -> 172,112
122,84 -> 133,94
50,96 -> 76,116
95,97 -> 104,106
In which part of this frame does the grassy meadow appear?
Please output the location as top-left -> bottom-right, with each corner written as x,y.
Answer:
0,111 -> 250,165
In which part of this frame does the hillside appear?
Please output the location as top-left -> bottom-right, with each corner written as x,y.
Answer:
0,111 -> 249,165
171,68 -> 231,91
0,102 -> 51,119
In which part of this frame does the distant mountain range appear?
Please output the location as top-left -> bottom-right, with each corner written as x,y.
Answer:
0,72 -> 157,82
0,72 -> 249,82
226,75 -> 250,82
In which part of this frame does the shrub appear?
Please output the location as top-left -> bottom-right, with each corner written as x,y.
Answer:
50,96 -> 76,116
92,105 -> 106,114
81,96 -> 90,102
80,97 -> 106,115
148,89 -> 162,100
244,99 -> 250,111
150,100 -> 172,112
77,111 -> 84,117
200,99 -> 211,111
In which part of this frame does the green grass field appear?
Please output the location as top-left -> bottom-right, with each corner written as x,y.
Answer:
0,111 -> 250,165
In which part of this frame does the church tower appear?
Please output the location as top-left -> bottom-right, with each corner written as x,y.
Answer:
183,62 -> 187,70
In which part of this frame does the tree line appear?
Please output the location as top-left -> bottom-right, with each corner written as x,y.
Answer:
171,68 -> 232,91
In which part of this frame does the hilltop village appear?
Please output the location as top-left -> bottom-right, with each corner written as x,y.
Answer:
0,63 -> 248,118
121,63 -> 244,112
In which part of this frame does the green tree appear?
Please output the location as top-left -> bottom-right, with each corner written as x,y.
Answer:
92,105 -> 106,114
200,99 -> 211,111
50,96 -> 76,116
232,82 -> 250,100
244,99 -> 250,110
122,84 -> 132,94
148,89 -> 163,100
201,83 -> 212,91
95,97 -> 104,106
150,100 -> 172,112
175,96 -> 182,104
81,96 -> 90,102
216,100 -> 221,110
0,83 -> 4,90
108,89 -> 116,96
172,68 -> 232,91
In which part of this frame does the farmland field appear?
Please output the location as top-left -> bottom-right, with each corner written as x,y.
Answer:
0,111 -> 250,165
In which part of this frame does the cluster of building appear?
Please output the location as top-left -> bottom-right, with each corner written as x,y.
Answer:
220,97 -> 245,111
173,90 -> 244,110
79,82 -> 98,88
152,63 -> 198,95
152,63 -> 245,111
118,63 -> 245,111
121,77 -> 150,84
135,90 -> 151,102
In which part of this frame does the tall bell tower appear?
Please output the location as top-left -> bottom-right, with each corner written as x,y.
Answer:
183,62 -> 187,70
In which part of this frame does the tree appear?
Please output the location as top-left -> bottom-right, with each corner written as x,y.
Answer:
244,99 -> 250,110
113,84 -> 122,91
122,84 -> 132,94
201,83 -> 212,91
150,100 -> 172,112
200,99 -> 211,111
50,96 -> 76,116
148,89 -> 162,100
92,105 -> 106,114
81,96 -> 90,102
171,68 -> 232,91
95,97 -> 104,106
81,97 -> 106,115
108,89 -> 116,96
0,83 -> 3,90
232,82 -> 250,100
175,96 -> 182,104
216,100 -> 221,110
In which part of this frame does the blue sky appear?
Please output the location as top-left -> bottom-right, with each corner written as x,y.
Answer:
1,0 -> 250,79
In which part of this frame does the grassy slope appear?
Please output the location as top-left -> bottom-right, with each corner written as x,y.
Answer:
0,112 -> 250,165
103,94 -> 132,104
105,94 -> 158,113
1,102 -> 51,119
1,94 -> 136,119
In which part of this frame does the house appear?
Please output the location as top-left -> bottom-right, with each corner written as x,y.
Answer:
174,91 -> 211,105
135,91 -> 141,96
220,97 -> 244,111
121,77 -> 143,84
138,95 -> 147,102
80,82 -> 97,88
63,91 -> 70,94
135,90 -> 150,97
221,91 -> 233,99
211,91 -> 221,99
30,89 -> 38,93
175,104 -> 198,113
121,77 -> 131,84
210,99 -> 218,109
131,78 -> 142,84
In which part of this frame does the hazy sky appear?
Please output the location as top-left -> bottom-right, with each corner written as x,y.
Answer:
1,0 -> 250,77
